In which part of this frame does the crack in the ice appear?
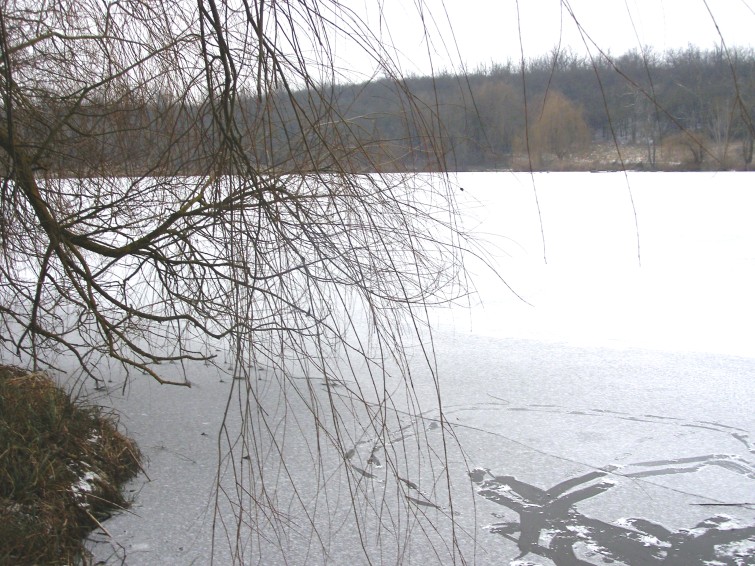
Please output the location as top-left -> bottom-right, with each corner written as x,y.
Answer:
471,399 -> 755,462
625,454 -> 755,479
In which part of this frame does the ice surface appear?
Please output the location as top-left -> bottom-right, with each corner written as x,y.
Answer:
84,172 -> 755,565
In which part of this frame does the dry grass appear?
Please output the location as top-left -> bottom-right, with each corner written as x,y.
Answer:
506,140 -> 752,172
0,365 -> 141,565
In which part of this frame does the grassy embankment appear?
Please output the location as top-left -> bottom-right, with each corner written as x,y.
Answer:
0,365 -> 141,565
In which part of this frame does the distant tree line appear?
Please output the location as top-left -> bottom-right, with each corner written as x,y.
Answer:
18,46 -> 755,176
344,45 -> 755,171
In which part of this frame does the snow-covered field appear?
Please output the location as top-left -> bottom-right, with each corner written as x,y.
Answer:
86,172 -> 755,565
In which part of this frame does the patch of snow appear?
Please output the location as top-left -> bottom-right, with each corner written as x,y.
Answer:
614,518 -> 672,548
714,537 -> 755,565
539,528 -> 559,547
70,470 -> 100,510
636,534 -> 668,548
708,516 -> 740,530
615,517 -> 633,528
565,524 -> 591,538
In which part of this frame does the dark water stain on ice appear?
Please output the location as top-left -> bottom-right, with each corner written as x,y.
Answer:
470,468 -> 755,565
335,393 -> 755,564
350,464 -> 380,481
453,401 -> 755,564
406,495 -> 442,509
397,476 -> 419,491
366,445 -> 382,467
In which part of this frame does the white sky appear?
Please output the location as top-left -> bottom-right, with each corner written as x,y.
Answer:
334,0 -> 755,79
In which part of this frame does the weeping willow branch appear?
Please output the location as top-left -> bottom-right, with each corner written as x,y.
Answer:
0,0 -> 477,563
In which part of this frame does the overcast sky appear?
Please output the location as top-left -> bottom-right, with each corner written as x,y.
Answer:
334,0 -> 755,79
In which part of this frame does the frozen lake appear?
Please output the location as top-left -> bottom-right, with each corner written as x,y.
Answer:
445,171 -> 755,358
86,172 -> 755,565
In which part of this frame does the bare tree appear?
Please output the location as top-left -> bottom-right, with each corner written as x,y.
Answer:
0,0 -> 479,563
524,90 -> 591,167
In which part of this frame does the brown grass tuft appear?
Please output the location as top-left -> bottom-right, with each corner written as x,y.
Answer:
0,364 -> 141,565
